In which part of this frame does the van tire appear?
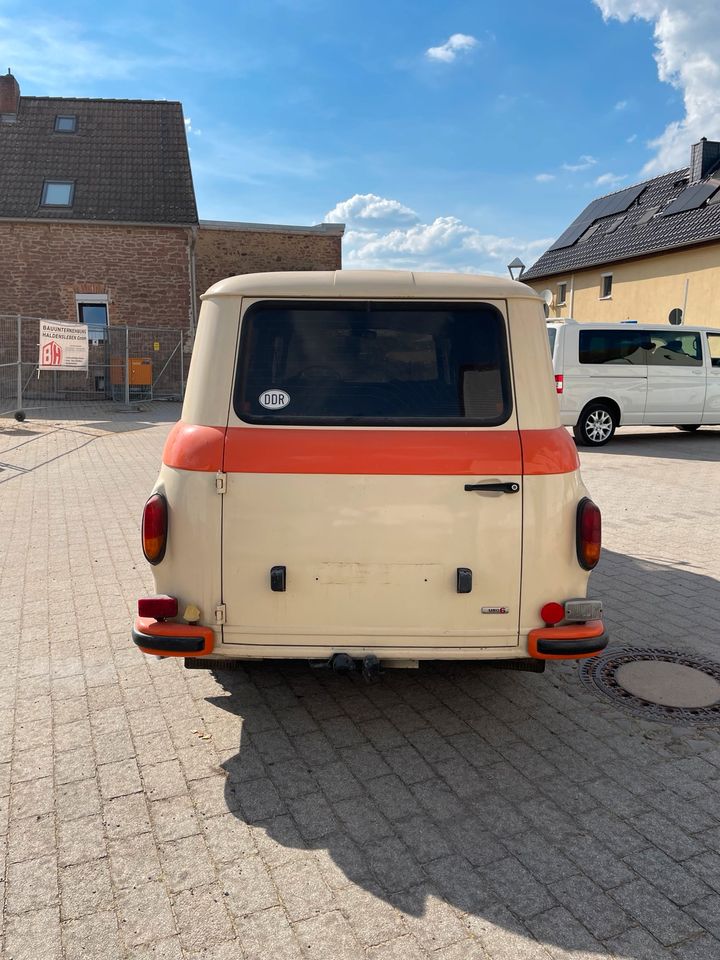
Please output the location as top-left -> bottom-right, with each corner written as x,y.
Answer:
676,425 -> 700,432
573,403 -> 617,447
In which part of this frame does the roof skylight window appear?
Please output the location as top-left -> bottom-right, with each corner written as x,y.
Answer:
41,180 -> 74,206
54,115 -> 77,132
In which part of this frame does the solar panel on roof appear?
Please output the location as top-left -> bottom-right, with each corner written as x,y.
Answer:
547,183 -> 647,251
661,182 -> 719,216
547,218 -> 593,251
598,182 -> 647,217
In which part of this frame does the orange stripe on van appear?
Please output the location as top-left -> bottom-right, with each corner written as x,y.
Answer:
163,422 -> 225,472
163,422 -> 578,476
521,426 -> 579,475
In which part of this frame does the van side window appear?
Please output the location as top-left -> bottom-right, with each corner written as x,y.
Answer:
579,330 -> 648,365
234,300 -> 513,426
547,327 -> 556,355
707,334 -> 720,368
646,332 -> 702,367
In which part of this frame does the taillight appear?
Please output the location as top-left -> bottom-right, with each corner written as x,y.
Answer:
138,595 -> 178,619
555,374 -> 564,394
142,493 -> 168,565
577,498 -> 601,570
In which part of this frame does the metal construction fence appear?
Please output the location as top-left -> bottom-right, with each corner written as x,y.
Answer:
0,315 -> 188,413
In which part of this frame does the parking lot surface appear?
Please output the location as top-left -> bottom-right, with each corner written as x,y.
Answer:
1,406 -> 720,960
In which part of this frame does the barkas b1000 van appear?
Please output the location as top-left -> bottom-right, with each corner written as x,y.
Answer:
133,271 -> 606,674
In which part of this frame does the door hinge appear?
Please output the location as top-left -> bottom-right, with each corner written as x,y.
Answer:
214,603 -> 226,625
215,471 -> 227,494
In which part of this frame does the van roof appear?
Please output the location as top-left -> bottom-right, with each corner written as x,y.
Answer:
202,270 -> 542,301
548,321 -> 718,333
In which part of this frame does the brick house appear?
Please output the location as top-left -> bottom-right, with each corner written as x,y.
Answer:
0,70 -> 344,338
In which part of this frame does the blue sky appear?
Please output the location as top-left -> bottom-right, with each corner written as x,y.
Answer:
2,0 -> 718,274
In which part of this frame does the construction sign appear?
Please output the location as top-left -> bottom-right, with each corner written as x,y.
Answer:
39,320 -> 89,371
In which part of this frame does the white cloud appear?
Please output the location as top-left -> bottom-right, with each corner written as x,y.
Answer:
535,173 -> 556,182
325,194 -> 551,275
627,133 -> 638,142
614,99 -> 629,110
595,172 -> 628,187
562,155 -> 598,172
184,118 -> 202,137
594,0 -> 720,173
426,33 -> 479,63
324,193 -> 418,224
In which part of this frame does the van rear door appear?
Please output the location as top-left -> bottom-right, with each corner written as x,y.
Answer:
220,299 -> 522,655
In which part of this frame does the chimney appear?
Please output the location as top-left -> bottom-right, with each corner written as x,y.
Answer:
690,137 -> 720,182
0,69 -> 20,122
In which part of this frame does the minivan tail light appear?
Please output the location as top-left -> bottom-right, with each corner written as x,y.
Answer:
555,374 -> 564,394
142,494 -> 168,565
138,596 -> 178,619
576,498 -> 601,570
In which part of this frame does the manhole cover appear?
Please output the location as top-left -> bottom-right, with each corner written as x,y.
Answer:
578,647 -> 720,726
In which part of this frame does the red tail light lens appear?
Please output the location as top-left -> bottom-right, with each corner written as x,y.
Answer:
555,374 -> 564,394
142,494 -> 168,565
138,595 -> 178,619
577,498 -> 601,570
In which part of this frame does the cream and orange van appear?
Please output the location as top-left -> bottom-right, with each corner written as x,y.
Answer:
133,271 -> 606,674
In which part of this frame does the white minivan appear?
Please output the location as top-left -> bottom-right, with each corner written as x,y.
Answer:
133,271 -> 606,673
548,320 -> 720,445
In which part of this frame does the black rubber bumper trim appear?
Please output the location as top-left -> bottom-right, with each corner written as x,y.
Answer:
132,628 -> 205,654
537,633 -> 608,656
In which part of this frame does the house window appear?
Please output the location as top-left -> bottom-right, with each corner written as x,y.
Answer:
54,115 -> 77,132
557,282 -> 568,306
600,274 -> 613,299
77,297 -> 108,343
41,181 -> 74,206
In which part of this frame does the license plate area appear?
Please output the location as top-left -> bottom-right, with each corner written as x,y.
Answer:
564,598 -> 603,622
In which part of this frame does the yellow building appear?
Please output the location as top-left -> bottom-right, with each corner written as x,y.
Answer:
522,138 -> 720,328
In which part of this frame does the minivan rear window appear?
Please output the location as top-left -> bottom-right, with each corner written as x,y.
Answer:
579,330 -> 648,365
234,300 -> 512,426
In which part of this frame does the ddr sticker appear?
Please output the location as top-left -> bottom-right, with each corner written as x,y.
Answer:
481,606 -> 509,615
259,390 -> 290,410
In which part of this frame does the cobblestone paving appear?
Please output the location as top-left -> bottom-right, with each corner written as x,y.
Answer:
1,407 -> 720,959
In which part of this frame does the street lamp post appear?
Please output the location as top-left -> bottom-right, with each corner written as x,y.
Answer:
507,258 -> 525,281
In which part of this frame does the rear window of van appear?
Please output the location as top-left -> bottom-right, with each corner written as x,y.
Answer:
234,300 -> 512,426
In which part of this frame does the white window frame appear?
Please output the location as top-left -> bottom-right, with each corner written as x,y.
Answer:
600,273 -> 613,300
557,281 -> 568,306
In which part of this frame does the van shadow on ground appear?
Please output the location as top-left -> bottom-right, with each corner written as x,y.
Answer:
201,549 -> 720,957
582,425 -> 720,462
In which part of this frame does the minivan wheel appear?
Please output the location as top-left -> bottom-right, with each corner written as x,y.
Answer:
573,404 -> 616,447
676,425 -> 700,432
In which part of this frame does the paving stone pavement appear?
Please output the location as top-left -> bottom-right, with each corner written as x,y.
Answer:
1,406 -> 720,960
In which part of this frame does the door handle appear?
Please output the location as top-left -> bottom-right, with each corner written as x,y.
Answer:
464,482 -> 520,493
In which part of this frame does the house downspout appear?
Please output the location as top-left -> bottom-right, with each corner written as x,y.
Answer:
187,225 -> 198,337
569,274 -> 575,317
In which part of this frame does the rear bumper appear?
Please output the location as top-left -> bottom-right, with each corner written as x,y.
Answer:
132,616 -> 215,657
527,619 -> 607,660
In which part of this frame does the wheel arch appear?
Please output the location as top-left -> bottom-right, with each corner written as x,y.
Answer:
577,396 -> 622,426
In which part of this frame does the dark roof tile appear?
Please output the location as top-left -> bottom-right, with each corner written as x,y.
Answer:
0,96 -> 197,224
523,166 -> 720,281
